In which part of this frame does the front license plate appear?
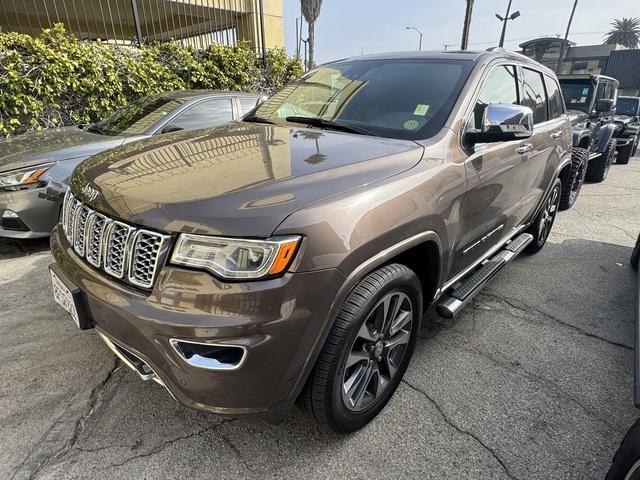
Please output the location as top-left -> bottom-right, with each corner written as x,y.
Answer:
50,269 -> 80,327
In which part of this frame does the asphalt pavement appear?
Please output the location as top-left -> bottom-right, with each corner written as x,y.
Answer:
1,158 -> 639,480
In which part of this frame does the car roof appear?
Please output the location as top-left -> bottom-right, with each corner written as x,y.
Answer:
558,74 -> 618,83
329,48 -> 557,75
152,90 -> 261,103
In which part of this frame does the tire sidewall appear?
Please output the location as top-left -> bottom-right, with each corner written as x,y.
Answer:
328,269 -> 422,432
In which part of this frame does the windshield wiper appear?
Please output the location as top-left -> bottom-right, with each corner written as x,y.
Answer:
285,116 -> 378,136
243,115 -> 277,125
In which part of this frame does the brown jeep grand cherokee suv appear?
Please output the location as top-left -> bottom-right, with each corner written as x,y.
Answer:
49,49 -> 572,433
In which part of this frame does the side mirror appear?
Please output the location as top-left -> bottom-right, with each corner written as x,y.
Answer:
465,104 -> 534,146
161,124 -> 184,134
595,99 -> 614,114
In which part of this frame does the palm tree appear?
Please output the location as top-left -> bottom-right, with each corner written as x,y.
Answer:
603,17 -> 640,49
461,0 -> 474,50
301,0 -> 323,70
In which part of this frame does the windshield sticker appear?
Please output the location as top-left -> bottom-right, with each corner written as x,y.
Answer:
580,96 -> 587,103
582,88 -> 590,95
414,104 -> 430,116
403,119 -> 420,130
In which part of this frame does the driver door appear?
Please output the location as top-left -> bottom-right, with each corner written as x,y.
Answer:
449,64 -> 531,279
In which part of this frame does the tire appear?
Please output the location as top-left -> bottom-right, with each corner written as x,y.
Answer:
586,139 -> 616,182
606,418 -> 640,480
525,177 -> 562,255
631,234 -> 640,271
633,135 -> 639,157
300,264 -> 422,433
559,147 -> 588,210
617,142 -> 633,165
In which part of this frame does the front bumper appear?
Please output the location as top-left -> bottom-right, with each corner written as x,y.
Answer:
0,186 -> 60,238
50,226 -> 346,419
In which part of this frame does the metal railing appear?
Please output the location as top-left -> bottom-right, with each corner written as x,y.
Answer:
0,0 -> 268,55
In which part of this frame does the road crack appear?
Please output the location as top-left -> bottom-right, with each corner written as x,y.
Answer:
480,291 -> 632,351
402,380 -> 518,480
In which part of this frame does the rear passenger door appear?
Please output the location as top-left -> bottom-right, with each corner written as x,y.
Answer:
517,67 -> 569,215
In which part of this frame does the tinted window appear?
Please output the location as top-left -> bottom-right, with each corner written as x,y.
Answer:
544,75 -> 565,119
170,99 -> 234,130
239,97 -> 259,115
91,95 -> 187,136
520,68 -> 548,124
560,80 -> 594,113
248,59 -> 474,140
472,65 -> 518,129
617,97 -> 640,116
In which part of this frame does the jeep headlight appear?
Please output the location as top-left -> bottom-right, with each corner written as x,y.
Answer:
170,234 -> 301,279
0,163 -> 53,190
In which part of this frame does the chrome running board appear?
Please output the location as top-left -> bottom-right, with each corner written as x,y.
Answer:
436,233 -> 533,319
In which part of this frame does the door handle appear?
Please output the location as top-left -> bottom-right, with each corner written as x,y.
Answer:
551,131 -> 563,139
515,143 -> 534,155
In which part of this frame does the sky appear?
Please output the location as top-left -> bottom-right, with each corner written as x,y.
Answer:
283,0 -> 640,63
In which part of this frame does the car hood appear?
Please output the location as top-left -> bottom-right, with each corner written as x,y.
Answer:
613,115 -> 633,124
72,122 -> 424,237
567,110 -> 589,125
0,126 -> 127,173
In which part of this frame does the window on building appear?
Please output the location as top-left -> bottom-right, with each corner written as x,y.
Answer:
520,68 -> 548,124
472,65 -> 519,129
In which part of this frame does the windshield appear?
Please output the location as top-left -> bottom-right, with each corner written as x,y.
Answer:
560,81 -> 594,113
247,59 -> 473,140
90,95 -> 187,136
616,97 -> 639,116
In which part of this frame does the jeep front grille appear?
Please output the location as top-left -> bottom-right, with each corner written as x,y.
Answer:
61,190 -> 170,288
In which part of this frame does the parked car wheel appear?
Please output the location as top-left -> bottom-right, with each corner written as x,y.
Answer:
300,264 -> 422,433
631,234 -> 640,271
586,139 -> 616,182
617,141 -> 634,165
559,147 -> 588,210
606,417 -> 640,480
633,135 -> 639,157
525,178 -> 562,254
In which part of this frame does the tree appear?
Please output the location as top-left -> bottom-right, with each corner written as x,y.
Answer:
301,0 -> 323,70
460,0 -> 474,50
603,17 -> 640,49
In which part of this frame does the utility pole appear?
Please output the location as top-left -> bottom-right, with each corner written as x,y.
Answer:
556,0 -> 578,73
496,0 -> 520,47
460,0 -> 474,50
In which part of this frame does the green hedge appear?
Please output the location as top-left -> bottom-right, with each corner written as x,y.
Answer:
0,24 -> 303,136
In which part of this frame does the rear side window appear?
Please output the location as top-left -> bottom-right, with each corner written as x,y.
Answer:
544,75 -> 565,119
472,65 -> 518,130
520,68 -> 548,124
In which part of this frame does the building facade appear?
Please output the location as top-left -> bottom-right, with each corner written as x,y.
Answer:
0,0 -> 284,55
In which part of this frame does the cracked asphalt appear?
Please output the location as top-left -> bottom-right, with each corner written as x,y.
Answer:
1,158 -> 639,480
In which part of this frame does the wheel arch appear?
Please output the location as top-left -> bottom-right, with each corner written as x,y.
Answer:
596,124 -> 618,153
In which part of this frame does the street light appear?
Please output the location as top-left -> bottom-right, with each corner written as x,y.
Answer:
495,0 -> 520,47
406,26 -> 423,51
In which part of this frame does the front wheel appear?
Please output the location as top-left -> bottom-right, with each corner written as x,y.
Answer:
606,418 -> 640,480
525,177 -> 562,254
617,141 -> 633,165
300,264 -> 422,433
631,234 -> 640,271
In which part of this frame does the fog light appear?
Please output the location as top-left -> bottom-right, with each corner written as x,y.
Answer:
2,210 -> 19,218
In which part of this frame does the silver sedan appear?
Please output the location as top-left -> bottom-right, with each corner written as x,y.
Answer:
0,90 -> 262,238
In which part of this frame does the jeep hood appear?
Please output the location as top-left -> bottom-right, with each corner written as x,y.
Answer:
567,110 -> 589,125
0,126 -> 127,173
72,122 -> 424,237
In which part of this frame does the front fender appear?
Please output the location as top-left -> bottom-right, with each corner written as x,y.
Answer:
596,124 -> 618,153
572,130 -> 591,148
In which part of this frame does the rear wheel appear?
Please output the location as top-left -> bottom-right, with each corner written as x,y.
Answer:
617,141 -> 633,165
606,418 -> 640,480
586,139 -> 616,182
525,177 -> 562,254
559,147 -> 588,210
300,264 -> 422,433
631,234 -> 640,271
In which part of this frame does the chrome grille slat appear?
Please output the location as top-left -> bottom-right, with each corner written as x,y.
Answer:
61,192 -> 169,288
